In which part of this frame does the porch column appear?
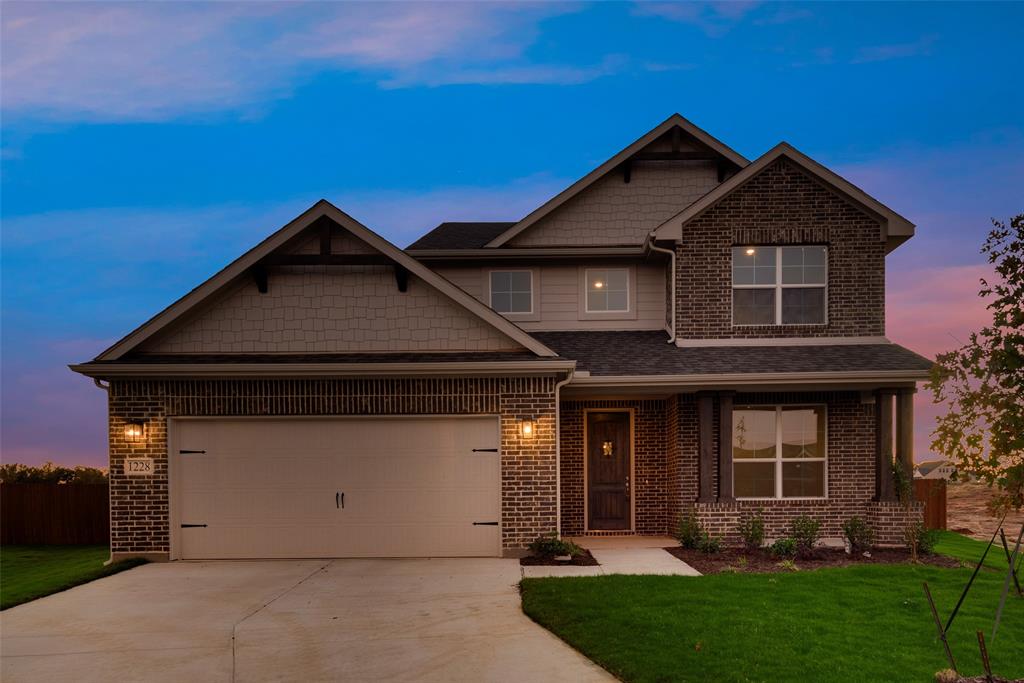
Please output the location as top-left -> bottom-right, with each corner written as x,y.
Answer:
897,388 -> 915,484
698,392 -> 716,503
718,391 -> 735,502
876,389 -> 897,502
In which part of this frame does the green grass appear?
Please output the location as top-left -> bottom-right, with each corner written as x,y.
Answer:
0,545 -> 146,610
934,530 -> 1022,573
521,565 -> 1024,683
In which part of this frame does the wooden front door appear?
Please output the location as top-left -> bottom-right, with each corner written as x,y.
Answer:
587,411 -> 631,530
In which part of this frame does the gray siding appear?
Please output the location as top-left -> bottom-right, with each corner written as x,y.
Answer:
433,262 -> 668,332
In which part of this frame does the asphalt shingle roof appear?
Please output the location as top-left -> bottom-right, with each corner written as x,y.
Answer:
406,222 -> 515,250
531,330 -> 934,376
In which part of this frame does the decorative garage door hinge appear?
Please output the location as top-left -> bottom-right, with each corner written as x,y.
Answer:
472,521 -> 499,526
471,448 -> 498,453
180,523 -> 207,528
179,449 -> 206,454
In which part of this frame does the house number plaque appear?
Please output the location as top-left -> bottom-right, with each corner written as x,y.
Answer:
124,458 -> 154,476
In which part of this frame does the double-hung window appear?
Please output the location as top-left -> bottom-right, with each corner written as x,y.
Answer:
585,268 -> 630,313
732,246 -> 827,325
732,405 -> 827,499
489,270 -> 533,314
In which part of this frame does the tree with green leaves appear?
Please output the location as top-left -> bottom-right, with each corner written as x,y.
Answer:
928,214 -> 1023,514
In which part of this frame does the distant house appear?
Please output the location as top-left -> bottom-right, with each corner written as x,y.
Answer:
915,459 -> 957,480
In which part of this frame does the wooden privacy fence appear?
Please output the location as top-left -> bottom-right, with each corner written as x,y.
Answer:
914,479 -> 947,530
0,484 -> 109,545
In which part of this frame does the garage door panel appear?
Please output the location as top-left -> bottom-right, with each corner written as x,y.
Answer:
175,417 -> 500,559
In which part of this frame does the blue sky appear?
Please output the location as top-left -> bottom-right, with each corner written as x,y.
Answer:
2,1 -> 1022,466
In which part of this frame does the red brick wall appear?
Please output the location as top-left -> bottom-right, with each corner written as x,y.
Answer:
106,377 -> 559,558
559,399 -> 668,535
675,158 -> 886,340
673,391 -> 912,543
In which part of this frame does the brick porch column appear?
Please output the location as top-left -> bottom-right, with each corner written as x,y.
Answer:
718,391 -> 735,502
876,389 -> 897,502
697,392 -> 716,503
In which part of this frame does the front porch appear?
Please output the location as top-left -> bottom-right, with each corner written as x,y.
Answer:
558,389 -> 922,545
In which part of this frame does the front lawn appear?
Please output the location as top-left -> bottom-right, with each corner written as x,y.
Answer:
0,545 -> 146,610
935,530 -> 1021,573
521,564 -> 1024,682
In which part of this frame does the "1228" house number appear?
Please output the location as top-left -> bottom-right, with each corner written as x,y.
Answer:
124,458 -> 154,476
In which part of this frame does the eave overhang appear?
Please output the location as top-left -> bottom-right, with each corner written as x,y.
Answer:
70,360 -> 577,380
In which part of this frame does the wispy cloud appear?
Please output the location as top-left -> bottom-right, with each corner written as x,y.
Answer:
634,1 -> 762,37
851,34 -> 939,64
0,2 -> 594,122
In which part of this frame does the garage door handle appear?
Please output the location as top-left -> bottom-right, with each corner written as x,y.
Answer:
473,521 -> 499,526
472,448 -> 498,453
336,492 -> 345,509
181,524 -> 207,528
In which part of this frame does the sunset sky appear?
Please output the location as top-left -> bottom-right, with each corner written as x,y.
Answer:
2,1 -> 1021,467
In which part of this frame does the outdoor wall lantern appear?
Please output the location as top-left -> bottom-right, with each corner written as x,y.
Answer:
124,419 -> 145,443
520,418 -> 535,439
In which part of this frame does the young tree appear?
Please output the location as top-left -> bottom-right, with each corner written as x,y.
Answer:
928,214 -> 1024,513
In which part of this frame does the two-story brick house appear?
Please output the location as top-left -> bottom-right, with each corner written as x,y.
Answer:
72,115 -> 931,561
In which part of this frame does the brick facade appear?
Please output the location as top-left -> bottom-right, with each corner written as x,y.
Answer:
107,376 -> 560,559
558,399 -> 668,535
675,158 -> 886,340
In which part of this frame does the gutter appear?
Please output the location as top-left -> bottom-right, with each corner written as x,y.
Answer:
69,359 -> 578,379
568,369 -> 931,389
646,233 -> 677,343
408,246 -> 646,260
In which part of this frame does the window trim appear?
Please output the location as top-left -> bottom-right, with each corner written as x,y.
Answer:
731,246 -> 828,326
732,403 -> 828,501
580,266 -> 635,317
486,268 -> 539,321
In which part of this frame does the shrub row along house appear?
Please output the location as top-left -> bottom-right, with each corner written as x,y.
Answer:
71,114 -> 931,561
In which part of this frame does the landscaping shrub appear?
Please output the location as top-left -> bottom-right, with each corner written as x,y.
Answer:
737,509 -> 765,551
905,522 -> 941,556
776,559 -> 799,572
676,509 -> 703,550
698,532 -> 722,555
528,534 -> 583,558
789,515 -> 821,557
769,537 -> 797,558
842,516 -> 874,552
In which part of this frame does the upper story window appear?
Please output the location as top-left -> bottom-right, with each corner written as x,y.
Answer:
733,405 -> 827,499
585,268 -> 630,313
489,270 -> 533,314
732,246 -> 827,325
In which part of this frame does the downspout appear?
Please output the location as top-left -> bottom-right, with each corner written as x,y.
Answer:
554,367 -> 575,539
646,233 -> 677,343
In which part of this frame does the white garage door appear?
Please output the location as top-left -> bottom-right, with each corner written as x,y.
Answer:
172,417 -> 501,559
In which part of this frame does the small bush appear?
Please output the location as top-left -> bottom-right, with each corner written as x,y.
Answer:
789,515 -> 821,557
905,522 -> 941,556
842,516 -> 874,552
676,509 -> 703,550
737,509 -> 765,551
776,559 -> 799,572
769,537 -> 797,558
528,534 -> 583,558
698,532 -> 722,555
933,669 -> 958,683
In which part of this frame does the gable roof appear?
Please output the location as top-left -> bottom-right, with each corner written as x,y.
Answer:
652,142 -> 916,251
483,113 -> 749,248
93,200 -> 558,361
407,222 -> 515,250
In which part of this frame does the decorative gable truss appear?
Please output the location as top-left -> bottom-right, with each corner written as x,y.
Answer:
92,201 -> 560,359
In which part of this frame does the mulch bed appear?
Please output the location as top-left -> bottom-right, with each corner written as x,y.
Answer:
520,549 -> 600,566
665,546 -> 962,574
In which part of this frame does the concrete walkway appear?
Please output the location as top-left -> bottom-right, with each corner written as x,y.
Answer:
1,559 -> 612,683
521,536 -> 702,578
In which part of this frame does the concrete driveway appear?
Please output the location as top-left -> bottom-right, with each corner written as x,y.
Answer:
1,559 -> 611,682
